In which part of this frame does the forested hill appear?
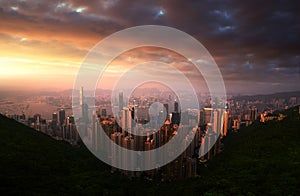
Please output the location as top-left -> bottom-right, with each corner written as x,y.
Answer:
0,106 -> 299,195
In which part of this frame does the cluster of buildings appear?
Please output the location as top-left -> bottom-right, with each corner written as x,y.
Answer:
8,109 -> 80,145
5,89 -> 300,180
76,90 -> 230,180
227,95 -> 300,129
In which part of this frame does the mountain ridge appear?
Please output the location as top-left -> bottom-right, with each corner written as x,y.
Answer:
0,106 -> 299,195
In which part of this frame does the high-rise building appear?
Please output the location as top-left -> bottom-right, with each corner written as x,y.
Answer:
111,132 -> 123,170
213,109 -> 223,134
198,109 -> 204,126
52,112 -> 58,122
79,86 -> 89,123
92,114 -> 97,151
213,110 -> 219,134
59,109 -> 66,125
144,140 -> 152,169
69,115 -> 75,124
33,114 -> 41,124
207,132 -> 216,160
101,108 -> 107,117
131,107 -> 135,119
174,100 -> 179,113
171,112 -> 180,125
163,103 -> 169,115
204,107 -> 213,124
199,136 -> 206,161
222,111 -> 229,136
250,107 -> 257,121
233,119 -> 240,130
136,106 -> 149,124
82,103 -> 89,123
119,92 -> 124,112
185,157 -> 196,178
122,136 -> 135,174
80,86 -> 84,106
51,112 -> 58,134
121,107 -> 132,135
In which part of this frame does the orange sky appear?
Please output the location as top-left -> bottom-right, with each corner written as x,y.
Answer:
0,22 -> 94,90
1,0 -> 299,94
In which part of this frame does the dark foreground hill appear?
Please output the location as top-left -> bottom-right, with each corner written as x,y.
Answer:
0,107 -> 299,195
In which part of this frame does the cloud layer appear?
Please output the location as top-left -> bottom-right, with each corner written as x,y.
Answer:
0,0 -> 299,93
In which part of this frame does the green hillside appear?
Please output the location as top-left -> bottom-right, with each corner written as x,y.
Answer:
0,106 -> 299,195
0,116 -> 136,195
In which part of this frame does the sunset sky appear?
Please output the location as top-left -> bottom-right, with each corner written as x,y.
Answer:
0,0 -> 299,94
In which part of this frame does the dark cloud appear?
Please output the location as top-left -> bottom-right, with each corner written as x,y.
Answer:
0,0 -> 299,93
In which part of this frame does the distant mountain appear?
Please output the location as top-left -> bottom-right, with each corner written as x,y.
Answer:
233,90 -> 300,101
0,106 -> 299,195
1,89 -> 299,101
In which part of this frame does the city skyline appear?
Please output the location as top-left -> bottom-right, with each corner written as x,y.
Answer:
0,0 -> 299,94
5,84 -> 300,177
1,1 -> 300,193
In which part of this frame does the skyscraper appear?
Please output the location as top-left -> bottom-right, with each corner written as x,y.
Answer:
131,107 -> 135,119
198,109 -> 204,126
222,111 -> 229,136
119,92 -> 124,112
171,112 -> 180,125
213,110 -> 219,134
174,100 -> 179,113
250,107 -> 257,121
163,103 -> 169,114
121,107 -> 132,135
80,86 -> 84,106
204,107 -> 213,124
59,109 -> 65,125
33,114 -> 41,124
82,103 -> 89,123
51,112 -> 58,133
52,112 -> 58,122
122,136 -> 135,174
111,132 -> 123,169
79,86 -> 88,123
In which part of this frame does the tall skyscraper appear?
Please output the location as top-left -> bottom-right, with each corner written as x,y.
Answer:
69,115 -> 75,124
79,86 -> 88,123
52,112 -> 58,122
59,109 -> 65,125
121,107 -> 132,135
222,111 -> 229,136
250,107 -> 257,121
111,132 -> 123,170
213,110 -> 219,134
119,92 -> 124,112
82,103 -> 89,123
163,103 -> 169,115
122,136 -> 135,174
198,109 -> 204,126
80,86 -> 84,106
33,114 -> 41,124
174,100 -> 179,113
204,107 -> 213,124
171,112 -> 180,125
51,112 -> 58,133
131,107 -> 135,119
144,140 -> 152,169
